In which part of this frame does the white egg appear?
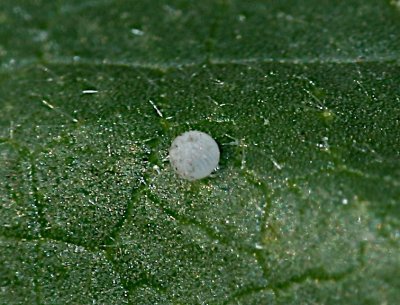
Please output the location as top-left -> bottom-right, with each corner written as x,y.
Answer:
169,130 -> 220,180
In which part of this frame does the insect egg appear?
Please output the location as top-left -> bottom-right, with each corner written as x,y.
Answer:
169,130 -> 220,180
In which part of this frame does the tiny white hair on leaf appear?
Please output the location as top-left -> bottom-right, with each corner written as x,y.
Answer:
169,130 -> 220,181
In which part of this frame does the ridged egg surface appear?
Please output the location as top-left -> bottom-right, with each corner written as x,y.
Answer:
169,131 -> 220,181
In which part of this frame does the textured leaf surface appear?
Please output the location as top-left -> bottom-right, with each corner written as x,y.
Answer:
1,1 -> 399,304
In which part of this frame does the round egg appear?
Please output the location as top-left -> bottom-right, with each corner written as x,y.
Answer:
169,131 -> 220,180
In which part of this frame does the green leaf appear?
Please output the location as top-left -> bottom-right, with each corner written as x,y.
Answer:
1,1 -> 399,304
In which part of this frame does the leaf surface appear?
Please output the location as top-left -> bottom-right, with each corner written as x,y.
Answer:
1,1 -> 399,304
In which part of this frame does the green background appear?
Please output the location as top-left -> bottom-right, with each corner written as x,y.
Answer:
0,0 -> 399,304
